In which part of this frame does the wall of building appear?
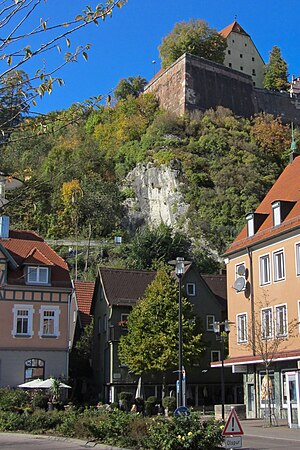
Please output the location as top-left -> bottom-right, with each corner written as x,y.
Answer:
0,349 -> 68,387
224,32 -> 265,88
144,54 -> 300,125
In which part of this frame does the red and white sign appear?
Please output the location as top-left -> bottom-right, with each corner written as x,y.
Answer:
222,408 -> 244,436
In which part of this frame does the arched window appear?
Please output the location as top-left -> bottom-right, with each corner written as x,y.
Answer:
24,358 -> 45,382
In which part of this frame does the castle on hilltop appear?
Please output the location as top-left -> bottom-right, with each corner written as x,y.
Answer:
144,21 -> 300,124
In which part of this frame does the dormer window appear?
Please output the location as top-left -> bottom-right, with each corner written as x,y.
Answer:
27,266 -> 49,285
246,214 -> 254,237
272,201 -> 281,226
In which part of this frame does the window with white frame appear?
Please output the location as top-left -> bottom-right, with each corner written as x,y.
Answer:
39,306 -> 60,337
246,213 -> 254,237
261,308 -> 273,339
273,250 -> 285,281
27,266 -> 49,284
211,350 -> 221,362
12,305 -> 34,337
260,254 -> 271,285
296,243 -> 300,276
186,283 -> 196,296
275,304 -> 287,337
272,201 -> 281,226
206,315 -> 215,331
237,313 -> 248,343
281,369 -> 298,408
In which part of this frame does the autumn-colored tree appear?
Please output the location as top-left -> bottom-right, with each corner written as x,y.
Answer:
159,19 -> 227,69
114,76 -> 147,101
118,267 -> 204,394
263,46 -> 289,91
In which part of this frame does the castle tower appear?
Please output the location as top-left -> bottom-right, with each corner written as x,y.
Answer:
219,21 -> 265,88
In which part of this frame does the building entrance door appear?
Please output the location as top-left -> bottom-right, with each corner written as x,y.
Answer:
286,371 -> 300,428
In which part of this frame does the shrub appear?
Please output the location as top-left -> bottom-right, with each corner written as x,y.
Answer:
144,414 -> 224,450
118,391 -> 133,412
145,396 -> 158,416
0,388 -> 29,412
31,393 -> 49,410
162,396 -> 176,414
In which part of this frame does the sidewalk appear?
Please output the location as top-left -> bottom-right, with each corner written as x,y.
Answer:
240,417 -> 300,439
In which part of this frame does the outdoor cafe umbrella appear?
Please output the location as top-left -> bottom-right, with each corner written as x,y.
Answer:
18,379 -> 43,388
135,376 -> 142,399
38,378 -> 71,389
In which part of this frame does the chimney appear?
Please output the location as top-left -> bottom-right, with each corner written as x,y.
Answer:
0,216 -> 10,239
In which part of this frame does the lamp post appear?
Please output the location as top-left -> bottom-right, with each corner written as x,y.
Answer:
213,320 -> 230,420
169,257 -> 190,409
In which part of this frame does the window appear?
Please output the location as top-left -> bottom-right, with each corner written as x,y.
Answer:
240,66 -> 244,71
211,350 -> 221,362
237,313 -> 248,343
206,315 -> 215,331
281,370 -> 297,407
260,254 -> 271,285
261,308 -> 273,339
12,305 -> 34,337
121,313 -> 129,322
186,283 -> 196,296
273,250 -> 285,281
252,69 -> 256,76
275,304 -> 287,337
229,63 -> 232,68
246,213 -> 254,237
39,306 -> 60,337
228,49 -> 231,55
240,54 -> 243,58
272,201 -> 281,226
24,358 -> 45,382
252,57 -> 255,61
295,243 -> 300,275
27,266 -> 49,284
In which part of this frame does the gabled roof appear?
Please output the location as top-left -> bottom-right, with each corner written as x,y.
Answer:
98,268 -> 156,307
1,230 -> 71,288
201,274 -> 227,308
219,21 -> 250,39
74,281 -> 95,327
22,248 -> 54,266
226,156 -> 300,255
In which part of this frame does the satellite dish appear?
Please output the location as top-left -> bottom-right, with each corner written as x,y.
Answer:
234,277 -> 246,292
237,264 -> 246,276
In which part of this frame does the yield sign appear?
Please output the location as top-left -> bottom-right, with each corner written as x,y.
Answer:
222,408 -> 244,436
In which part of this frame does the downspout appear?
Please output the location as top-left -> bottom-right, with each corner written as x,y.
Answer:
247,246 -> 258,418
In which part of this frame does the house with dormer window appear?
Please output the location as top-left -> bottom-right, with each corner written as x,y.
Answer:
215,149 -> 300,421
0,218 -> 72,387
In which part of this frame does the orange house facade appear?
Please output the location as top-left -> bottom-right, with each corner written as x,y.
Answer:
219,153 -> 300,420
0,223 -> 72,387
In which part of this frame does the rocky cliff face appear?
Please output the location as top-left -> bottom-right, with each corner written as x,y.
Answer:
123,162 -> 189,231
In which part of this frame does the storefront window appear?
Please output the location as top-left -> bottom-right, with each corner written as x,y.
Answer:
259,371 -> 275,407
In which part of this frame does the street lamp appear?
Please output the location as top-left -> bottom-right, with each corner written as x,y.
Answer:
213,320 -> 230,420
169,257 -> 190,408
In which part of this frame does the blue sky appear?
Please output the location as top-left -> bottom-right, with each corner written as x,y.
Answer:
18,0 -> 300,114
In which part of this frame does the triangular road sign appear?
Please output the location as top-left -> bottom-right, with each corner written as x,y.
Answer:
222,408 -> 244,436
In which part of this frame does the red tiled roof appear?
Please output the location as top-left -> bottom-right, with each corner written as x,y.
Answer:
74,281 -> 95,327
99,268 -> 156,306
22,248 -> 54,266
226,156 -> 300,255
219,21 -> 249,38
1,230 -> 71,288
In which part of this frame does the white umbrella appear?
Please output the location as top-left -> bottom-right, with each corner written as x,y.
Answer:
38,378 -> 71,389
18,379 -> 43,388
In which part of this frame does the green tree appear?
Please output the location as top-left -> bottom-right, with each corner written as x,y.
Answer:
118,267 -> 204,392
127,224 -> 191,270
159,19 -> 227,69
114,76 -> 147,101
263,46 -> 289,91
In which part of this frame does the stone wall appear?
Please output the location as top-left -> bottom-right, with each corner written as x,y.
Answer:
144,53 -> 300,125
